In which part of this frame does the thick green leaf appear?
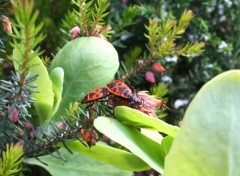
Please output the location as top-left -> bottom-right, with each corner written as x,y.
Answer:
24,148 -> 132,176
29,56 -> 54,124
164,70 -> 240,176
58,141 -> 150,171
161,136 -> 173,157
140,129 -> 163,144
13,48 -> 54,124
94,117 -> 164,173
114,106 -> 180,137
49,67 -> 64,117
49,37 -> 119,119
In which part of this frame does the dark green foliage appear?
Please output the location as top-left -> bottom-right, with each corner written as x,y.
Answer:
0,71 -> 37,149
9,0 -> 45,73
71,0 -> 111,37
157,0 -> 240,123
107,0 -> 240,125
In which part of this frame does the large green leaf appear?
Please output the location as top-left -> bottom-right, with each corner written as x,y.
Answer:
161,136 -> 174,158
49,37 -> 119,119
49,67 -> 64,117
94,117 -> 164,173
13,48 -> 54,124
24,148 -> 132,176
58,141 -> 150,171
164,70 -> 240,176
114,106 -> 180,137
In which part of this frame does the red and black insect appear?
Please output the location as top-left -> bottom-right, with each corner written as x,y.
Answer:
107,80 -> 132,98
82,80 -> 145,108
80,117 -> 98,147
80,128 -> 98,147
82,86 -> 110,103
107,80 -> 144,105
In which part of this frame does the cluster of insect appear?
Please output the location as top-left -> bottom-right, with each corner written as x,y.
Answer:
82,79 -> 168,115
79,79 -> 167,147
83,80 -> 146,109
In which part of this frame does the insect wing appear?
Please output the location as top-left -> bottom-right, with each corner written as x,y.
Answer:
107,80 -> 132,98
82,87 -> 110,103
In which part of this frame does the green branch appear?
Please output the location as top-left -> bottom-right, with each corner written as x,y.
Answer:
8,0 -> 44,82
71,0 -> 112,38
119,10 -> 204,81
0,144 -> 24,176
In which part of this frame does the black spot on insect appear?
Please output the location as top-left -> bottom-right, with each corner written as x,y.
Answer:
89,93 -> 95,98
118,87 -> 125,94
101,88 -> 109,95
108,83 -> 115,89
117,82 -> 123,86
123,89 -> 131,97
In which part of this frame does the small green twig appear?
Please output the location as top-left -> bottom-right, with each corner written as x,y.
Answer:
20,24 -> 30,84
121,57 -> 153,81
80,0 -> 89,36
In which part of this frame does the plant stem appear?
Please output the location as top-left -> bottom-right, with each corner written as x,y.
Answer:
121,56 -> 153,81
19,24 -> 30,85
80,0 -> 89,36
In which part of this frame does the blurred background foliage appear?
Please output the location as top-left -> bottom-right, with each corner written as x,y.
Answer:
1,0 -> 240,125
